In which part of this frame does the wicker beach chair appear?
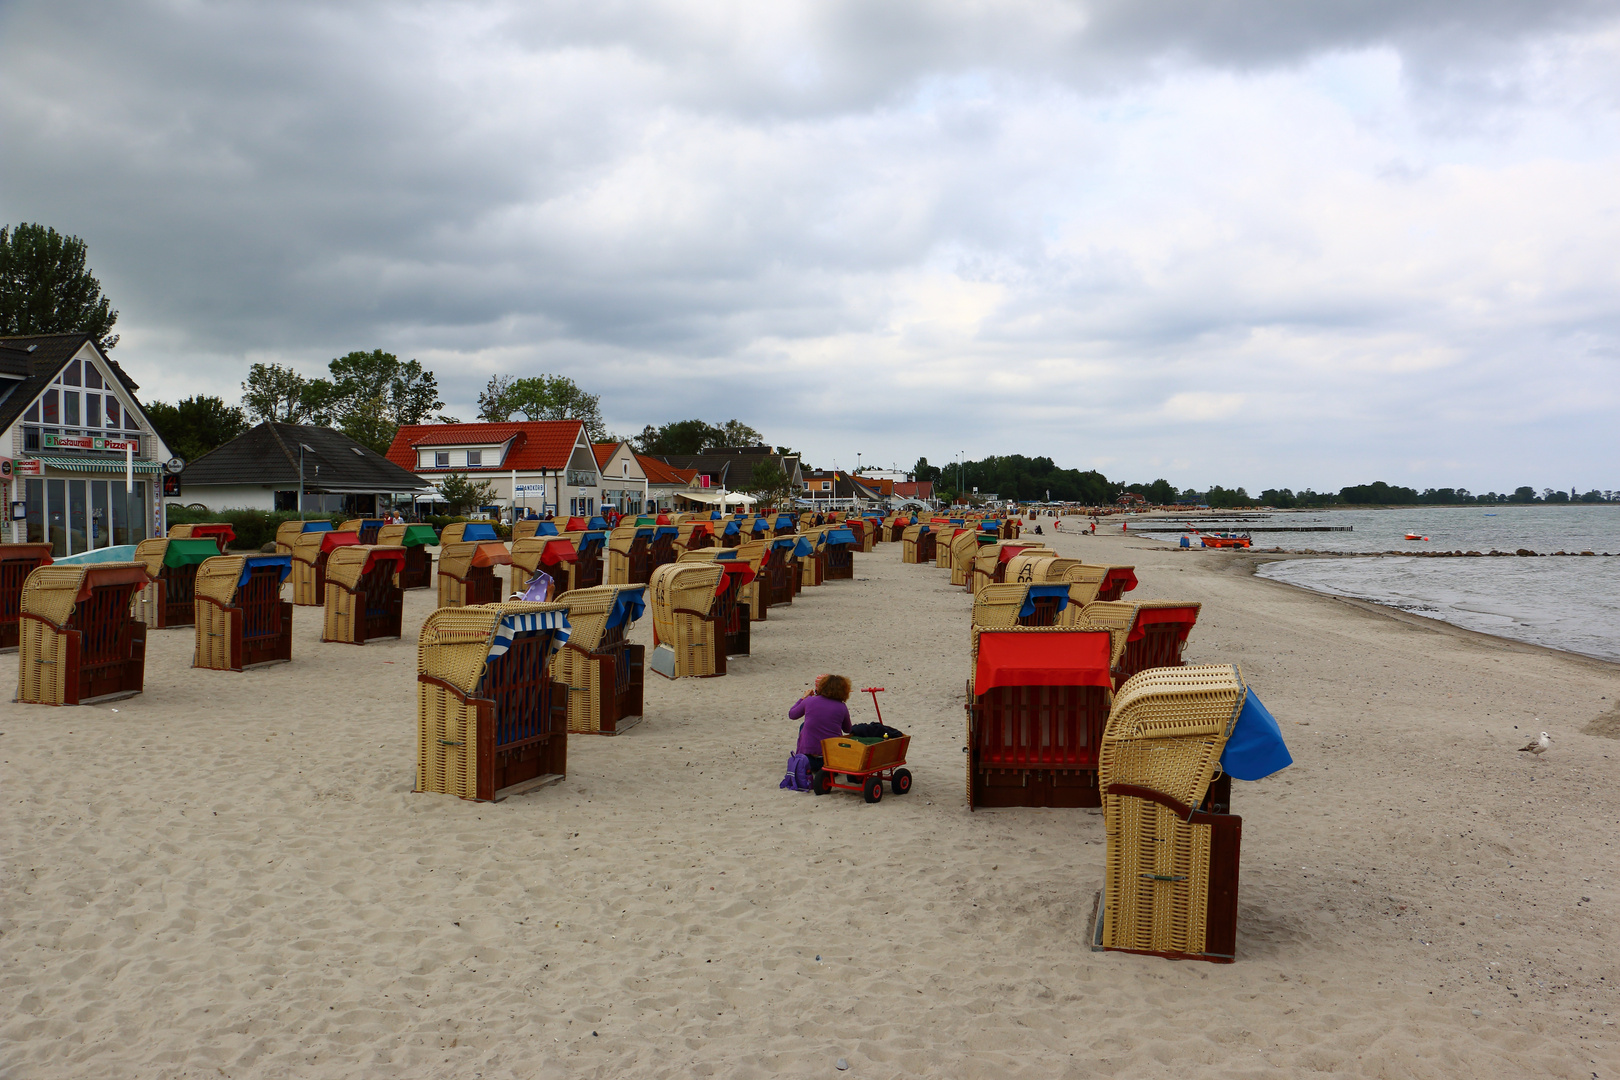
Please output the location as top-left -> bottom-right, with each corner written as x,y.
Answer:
439,521 -> 501,545
16,562 -> 150,705
168,522 -> 236,553
290,530 -> 360,607
949,529 -> 988,586
772,514 -> 797,537
647,523 -> 680,576
764,536 -> 802,606
322,545 -> 406,644
551,584 -> 647,735
1080,600 -> 1202,688
439,540 -> 514,608
275,519 -> 332,557
132,537 -> 224,628
417,602 -> 572,802
646,561 -> 731,678
677,549 -> 759,640
0,544 -> 54,651
339,518 -> 385,544
1097,665 -> 1247,962
560,527 -> 607,594
510,536 -> 577,600
969,542 -> 1051,596
821,525 -> 857,580
607,521 -> 655,585
674,520 -> 714,554
965,626 -> 1116,809
1063,563 -> 1139,606
901,524 -> 937,565
971,582 -> 1086,629
377,523 -> 438,589
193,554 -> 294,671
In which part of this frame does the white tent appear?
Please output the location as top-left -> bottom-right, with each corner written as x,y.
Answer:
681,489 -> 757,506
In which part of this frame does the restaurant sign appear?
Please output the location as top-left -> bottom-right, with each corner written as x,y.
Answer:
43,433 -> 138,452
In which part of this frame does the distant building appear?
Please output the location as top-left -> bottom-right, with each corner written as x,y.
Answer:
0,333 -> 174,554
181,421 -> 432,515
650,446 -> 803,510
801,469 -> 887,509
385,420 -> 603,518
893,480 -> 935,504
635,454 -> 698,512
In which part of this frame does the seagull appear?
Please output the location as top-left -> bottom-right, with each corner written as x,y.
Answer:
1518,731 -> 1551,758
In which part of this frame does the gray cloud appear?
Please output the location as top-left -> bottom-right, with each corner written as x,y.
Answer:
2,0 -> 1617,490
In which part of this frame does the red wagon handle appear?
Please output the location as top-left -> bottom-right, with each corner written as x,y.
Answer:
862,686 -> 886,724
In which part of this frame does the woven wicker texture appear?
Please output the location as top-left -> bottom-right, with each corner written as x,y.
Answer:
1098,664 -> 1245,956
275,520 -> 307,554
440,522 -> 472,545
377,524 -> 405,546
1063,564 -> 1109,606
970,584 -> 1030,629
648,562 -> 723,678
969,544 -> 1050,596
17,563 -> 148,704
193,556 -> 247,607
1005,554 -> 1082,585
132,538 -> 168,579
325,545 -> 403,591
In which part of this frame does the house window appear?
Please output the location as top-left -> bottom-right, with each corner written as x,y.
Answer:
821,481 -> 831,491
467,450 -> 482,467
86,395 -> 101,427
435,451 -> 450,468
104,398 -> 119,428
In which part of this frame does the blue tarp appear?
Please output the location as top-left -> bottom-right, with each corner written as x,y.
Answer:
1219,689 -> 1293,781
534,521 -> 559,536
772,537 -> 798,550
723,521 -> 740,536
461,522 -> 499,542
606,587 -> 647,629
301,521 -> 334,533
241,554 -> 293,587
579,531 -> 606,548
825,528 -> 857,546
794,537 -> 814,558
634,526 -> 655,539
654,526 -> 678,539
588,517 -> 609,530
774,515 -> 796,529
1017,584 -> 1070,618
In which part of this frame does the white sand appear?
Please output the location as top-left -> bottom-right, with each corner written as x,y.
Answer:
3,527 -> 1618,1078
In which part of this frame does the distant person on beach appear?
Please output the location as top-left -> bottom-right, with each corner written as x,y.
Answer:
790,674 -> 852,775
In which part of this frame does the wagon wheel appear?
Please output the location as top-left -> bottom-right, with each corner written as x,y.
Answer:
891,768 -> 912,795
812,769 -> 831,796
862,775 -> 883,803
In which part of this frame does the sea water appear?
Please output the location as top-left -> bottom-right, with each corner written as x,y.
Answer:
1233,507 -> 1620,662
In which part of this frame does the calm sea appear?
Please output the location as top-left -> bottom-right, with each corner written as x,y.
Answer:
1226,507 -> 1620,662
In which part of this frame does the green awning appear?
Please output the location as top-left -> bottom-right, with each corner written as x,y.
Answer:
400,524 -> 439,547
28,455 -> 166,475
164,539 -> 222,568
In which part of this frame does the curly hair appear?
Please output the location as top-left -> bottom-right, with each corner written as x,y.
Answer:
817,674 -> 851,702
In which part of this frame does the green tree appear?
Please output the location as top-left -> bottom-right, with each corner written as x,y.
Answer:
742,460 -> 797,508
477,374 -> 516,421
476,373 -> 608,441
0,223 -> 120,349
303,350 -> 444,454
437,471 -> 499,516
241,362 -> 312,423
145,396 -> 249,463
1511,486 -> 1538,503
716,419 -> 764,448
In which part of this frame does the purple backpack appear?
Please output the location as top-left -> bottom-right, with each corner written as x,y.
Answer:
779,753 -> 813,791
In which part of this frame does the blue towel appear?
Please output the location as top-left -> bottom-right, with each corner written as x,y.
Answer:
1220,689 -> 1293,781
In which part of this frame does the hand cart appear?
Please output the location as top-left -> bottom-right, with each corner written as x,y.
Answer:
812,687 -> 913,803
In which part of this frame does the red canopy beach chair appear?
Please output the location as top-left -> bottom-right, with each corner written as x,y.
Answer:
966,627 -> 1114,808
17,563 -> 150,705
0,543 -> 53,650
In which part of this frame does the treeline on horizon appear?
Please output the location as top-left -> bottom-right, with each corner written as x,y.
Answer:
911,456 -> 1618,507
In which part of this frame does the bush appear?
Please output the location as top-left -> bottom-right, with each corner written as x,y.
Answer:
163,505 -> 346,552
423,514 -> 511,540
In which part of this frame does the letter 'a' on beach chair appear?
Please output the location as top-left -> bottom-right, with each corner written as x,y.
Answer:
17,562 -> 150,705
438,540 -> 514,608
290,529 -> 359,606
1080,600 -> 1201,688
377,523 -> 438,589
607,521 -> 656,585
339,518 -> 385,545
1004,553 -> 1082,586
132,537 -> 223,629
0,544 -> 54,651
647,561 -> 729,679
193,554 -> 293,671
969,542 -> 1050,596
1096,664 -> 1251,963
416,602 -> 572,802
322,545 -> 407,644
550,584 -> 647,735
167,522 -> 236,553
901,524 -> 937,564
965,626 -> 1115,808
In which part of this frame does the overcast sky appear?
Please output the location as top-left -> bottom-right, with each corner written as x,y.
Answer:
3,0 -> 1617,492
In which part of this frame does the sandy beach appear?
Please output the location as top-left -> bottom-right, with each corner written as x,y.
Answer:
3,525 -> 1618,1079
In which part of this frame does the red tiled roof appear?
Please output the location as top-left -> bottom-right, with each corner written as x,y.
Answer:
637,454 -> 697,485
386,420 -> 586,472
895,481 -> 934,498
592,442 -> 618,470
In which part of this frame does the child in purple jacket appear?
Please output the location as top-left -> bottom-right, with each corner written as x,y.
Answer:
790,674 -> 853,775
